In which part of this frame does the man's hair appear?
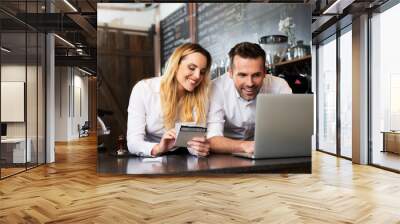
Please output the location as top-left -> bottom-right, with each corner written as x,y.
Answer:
228,42 -> 266,69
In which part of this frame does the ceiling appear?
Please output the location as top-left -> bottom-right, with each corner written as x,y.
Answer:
0,0 -> 97,74
1,0 -> 393,74
311,0 -> 389,43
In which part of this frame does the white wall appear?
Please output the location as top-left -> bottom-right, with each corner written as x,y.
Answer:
1,65 -> 26,140
1,82 -> 24,122
2,64 -> 46,163
1,65 -> 33,138
97,3 -> 156,30
54,67 -> 89,141
55,67 -> 69,141
97,3 -> 184,29
1,65 -> 26,81
76,75 -> 89,124
72,73 -> 89,138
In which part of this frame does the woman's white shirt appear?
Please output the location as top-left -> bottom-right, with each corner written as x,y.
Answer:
127,77 -> 165,156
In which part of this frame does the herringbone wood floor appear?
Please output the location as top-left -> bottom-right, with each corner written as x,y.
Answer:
1,136 -> 400,224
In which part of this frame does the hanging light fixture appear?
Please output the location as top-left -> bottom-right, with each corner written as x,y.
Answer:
1,47 -> 11,53
54,34 -> 75,48
63,0 -> 78,12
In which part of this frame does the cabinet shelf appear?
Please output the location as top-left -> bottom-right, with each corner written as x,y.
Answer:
269,55 -> 312,94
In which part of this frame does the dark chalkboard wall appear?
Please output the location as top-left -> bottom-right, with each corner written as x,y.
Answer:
197,3 -> 311,67
160,4 -> 190,67
159,3 -> 312,92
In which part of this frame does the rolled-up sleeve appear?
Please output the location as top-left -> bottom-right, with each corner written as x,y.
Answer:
206,83 -> 225,139
126,81 -> 157,157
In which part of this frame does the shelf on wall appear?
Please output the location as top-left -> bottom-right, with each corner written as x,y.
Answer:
270,55 -> 311,67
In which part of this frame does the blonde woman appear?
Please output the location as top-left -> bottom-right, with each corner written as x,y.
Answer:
127,43 -> 212,157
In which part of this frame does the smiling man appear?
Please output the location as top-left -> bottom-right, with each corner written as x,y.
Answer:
207,42 -> 292,154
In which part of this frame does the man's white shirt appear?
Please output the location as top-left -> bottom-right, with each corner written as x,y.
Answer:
206,73 -> 292,140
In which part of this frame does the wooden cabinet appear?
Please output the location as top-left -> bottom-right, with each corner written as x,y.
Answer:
382,132 -> 400,154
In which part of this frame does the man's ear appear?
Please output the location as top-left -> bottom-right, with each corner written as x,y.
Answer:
228,67 -> 233,79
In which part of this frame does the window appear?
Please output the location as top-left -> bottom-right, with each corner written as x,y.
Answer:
370,2 -> 400,171
339,27 -> 352,158
317,36 -> 337,154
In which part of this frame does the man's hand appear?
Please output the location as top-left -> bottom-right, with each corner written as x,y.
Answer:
208,136 -> 255,154
240,140 -> 255,154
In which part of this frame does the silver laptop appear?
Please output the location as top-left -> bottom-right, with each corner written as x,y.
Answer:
234,94 -> 313,159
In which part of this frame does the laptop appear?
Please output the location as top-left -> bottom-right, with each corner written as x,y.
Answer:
233,94 -> 314,159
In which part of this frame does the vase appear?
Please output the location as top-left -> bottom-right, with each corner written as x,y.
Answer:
287,29 -> 296,47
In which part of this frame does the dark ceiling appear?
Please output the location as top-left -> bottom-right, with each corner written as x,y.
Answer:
1,0 -> 392,74
0,0 -> 97,73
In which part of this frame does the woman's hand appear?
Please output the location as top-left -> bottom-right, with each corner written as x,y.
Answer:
187,136 -> 210,157
151,129 -> 176,156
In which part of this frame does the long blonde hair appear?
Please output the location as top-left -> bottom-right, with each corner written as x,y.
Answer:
160,43 -> 212,129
